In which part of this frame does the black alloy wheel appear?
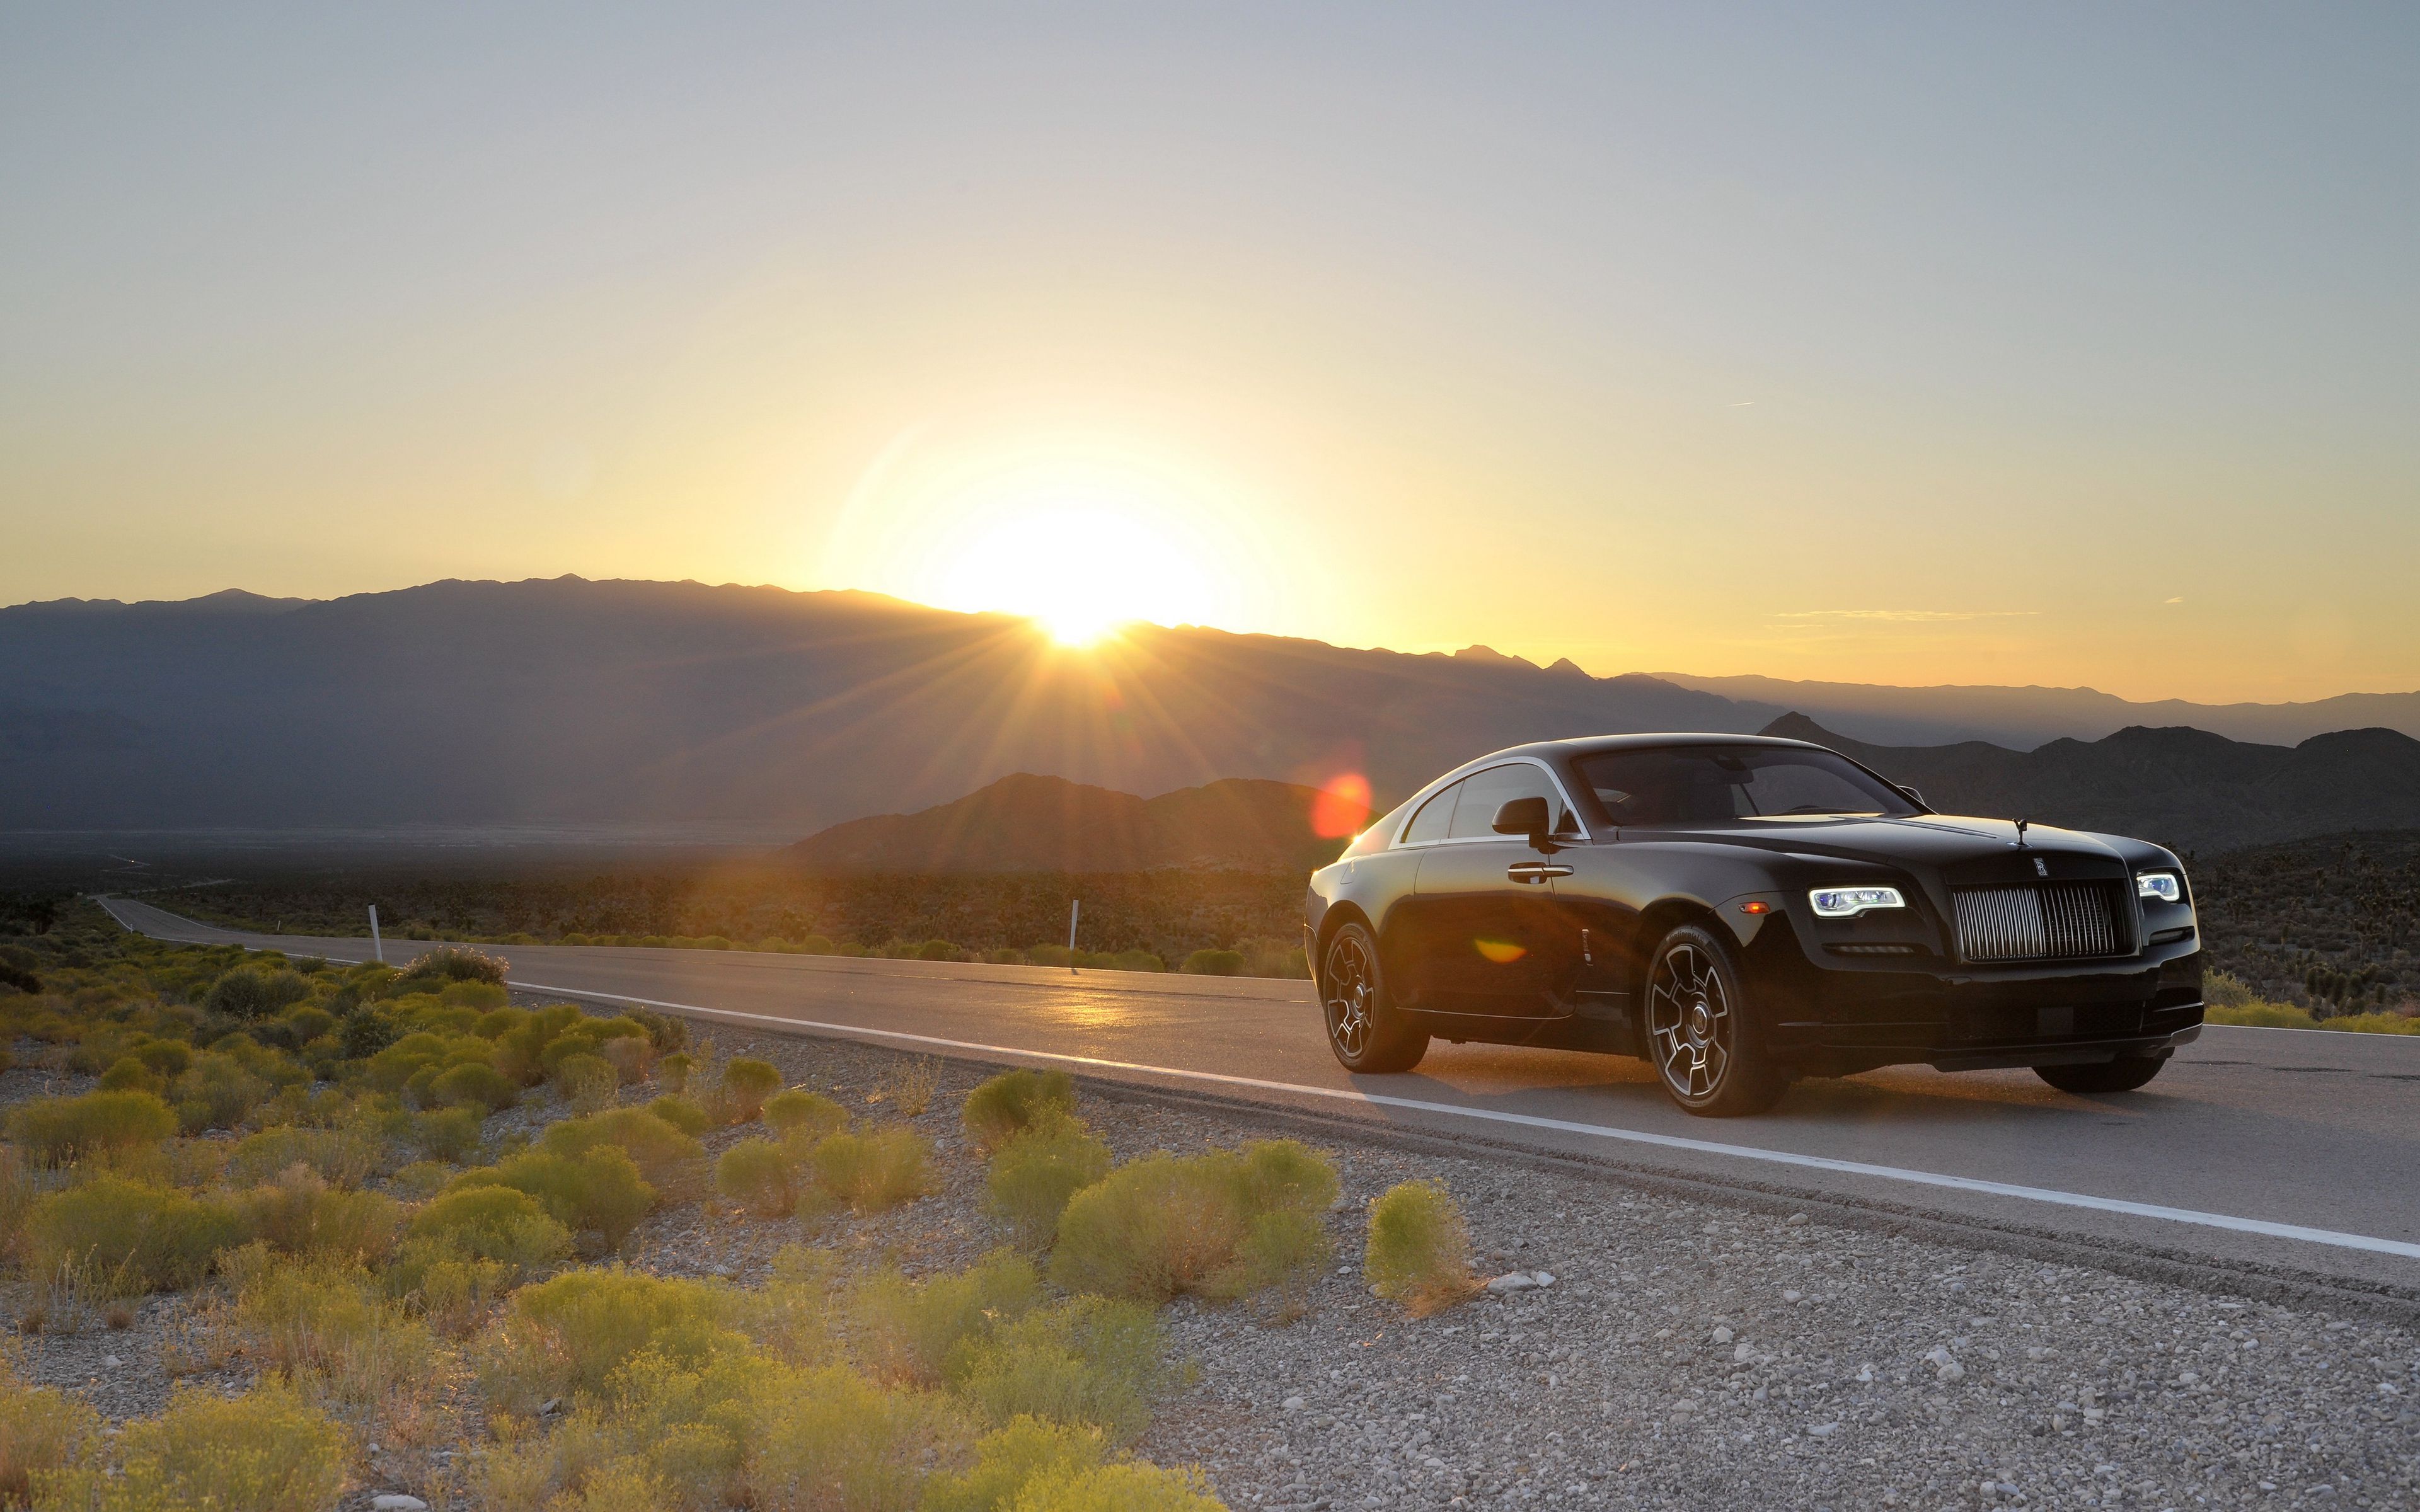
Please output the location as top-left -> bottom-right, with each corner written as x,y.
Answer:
1645,923 -> 1788,1116
2034,1057 -> 2168,1094
1320,921 -> 1429,1074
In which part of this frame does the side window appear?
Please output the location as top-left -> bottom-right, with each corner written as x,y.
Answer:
1400,781 -> 1461,844
1446,763 -> 1558,839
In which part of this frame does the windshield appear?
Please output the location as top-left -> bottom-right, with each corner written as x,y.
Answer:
1574,745 -> 1920,826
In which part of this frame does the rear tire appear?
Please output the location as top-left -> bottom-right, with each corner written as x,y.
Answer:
2034,1056 -> 2167,1094
1320,921 -> 1429,1074
1644,923 -> 1789,1117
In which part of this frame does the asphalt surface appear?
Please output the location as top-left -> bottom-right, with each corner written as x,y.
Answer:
99,896 -> 2420,1307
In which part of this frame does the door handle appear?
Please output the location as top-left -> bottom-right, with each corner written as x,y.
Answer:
1507,862 -> 1573,883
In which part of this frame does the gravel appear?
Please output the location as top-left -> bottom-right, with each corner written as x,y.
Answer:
9,1014 -> 2417,1509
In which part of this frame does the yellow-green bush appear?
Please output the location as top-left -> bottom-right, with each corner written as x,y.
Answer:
962,1070 -> 1076,1156
403,1184 -> 573,1281
226,1252 -> 439,1407
455,1146 -> 655,1251
986,1111 -> 1110,1247
715,1139 -> 806,1218
239,1171 -> 401,1263
1050,1142 -> 1335,1305
541,1108 -> 706,1186
402,944 -> 509,986
224,1125 -> 382,1189
921,1417 -> 1106,1512
0,1350 -> 100,1505
5,1091 -> 176,1169
1008,1462 -> 1225,1511
849,1251 -> 1040,1386
1363,1178 -> 1477,1317
809,1128 -> 931,1213
413,1104 -> 485,1163
720,1059 -> 782,1123
480,1268 -> 754,1409
169,1052 -> 274,1133
96,1058 -> 164,1096
554,1053 -> 620,1113
431,1060 -> 517,1113
655,1051 -> 698,1095
21,1177 -> 248,1295
30,1381 -> 351,1512
742,1364 -> 967,1512
648,1094 -> 712,1136
953,1297 -> 1165,1444
763,1089 -> 847,1140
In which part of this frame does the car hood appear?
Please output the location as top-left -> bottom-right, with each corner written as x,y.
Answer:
1634,813 -> 2131,873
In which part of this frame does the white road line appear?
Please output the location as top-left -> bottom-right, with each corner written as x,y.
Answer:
97,900 -> 2420,1261
495,973 -> 2420,1263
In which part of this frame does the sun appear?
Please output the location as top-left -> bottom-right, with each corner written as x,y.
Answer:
832,442 -> 1255,644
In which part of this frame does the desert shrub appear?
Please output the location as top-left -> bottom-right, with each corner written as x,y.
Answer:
430,1061 -> 517,1113
5,1091 -> 176,1168
413,1105 -> 485,1163
130,1040 -> 192,1078
204,966 -> 312,1019
225,1125 -> 383,1189
553,1053 -> 620,1113
1180,949 -> 1245,976
742,1364 -> 967,1512
915,939 -> 959,961
962,1069 -> 1076,1155
954,1298 -> 1165,1443
1363,1179 -> 1477,1317
227,1252 -> 438,1407
403,944 -> 509,985
764,1089 -> 847,1140
2323,1010 -> 2420,1034
597,1036 -> 654,1085
1009,1462 -> 1224,1511
96,1057 -> 164,1096
0,1351 -> 100,1506
921,1416 -> 1106,1512
282,1005 -> 337,1043
1050,1142 -> 1337,1305
1106,950 -> 1162,974
0,1151 -> 30,1264
721,1059 -> 782,1122
37,1380 -> 349,1512
648,1094 -> 712,1136
849,1251 -> 1040,1385
655,1051 -> 698,1094
21,1177 -> 249,1295
170,1053 -> 274,1133
482,1268 -> 752,1408
986,1111 -> 1111,1246
404,1184 -> 573,1280
541,1107 -> 707,1187
240,1171 -> 401,1263
2206,999 -> 2322,1028
389,1160 -> 452,1200
464,1146 -> 655,1251
715,1139 -> 806,1218
809,1128 -> 930,1213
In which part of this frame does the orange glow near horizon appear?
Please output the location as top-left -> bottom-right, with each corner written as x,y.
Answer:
1310,772 -> 1374,838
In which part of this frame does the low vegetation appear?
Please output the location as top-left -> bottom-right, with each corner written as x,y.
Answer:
1363,1178 -> 1480,1317
144,864 -> 1317,977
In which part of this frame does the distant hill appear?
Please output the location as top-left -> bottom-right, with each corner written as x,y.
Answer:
1764,714 -> 2420,852
0,576 -> 1754,832
1671,672 -> 2420,748
784,773 -> 1339,872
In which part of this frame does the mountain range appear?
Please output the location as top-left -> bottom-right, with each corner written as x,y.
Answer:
4,575 -> 2415,847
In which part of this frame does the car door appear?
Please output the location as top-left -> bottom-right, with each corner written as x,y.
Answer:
1403,762 -> 1580,1016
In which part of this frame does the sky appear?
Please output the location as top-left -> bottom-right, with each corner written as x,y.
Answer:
3,3 -> 2414,703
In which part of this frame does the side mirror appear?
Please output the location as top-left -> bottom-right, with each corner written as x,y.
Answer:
1897,785 -> 1927,808
1491,796 -> 1552,847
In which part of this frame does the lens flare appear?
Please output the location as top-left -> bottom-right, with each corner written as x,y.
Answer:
1310,772 -> 1373,839
1473,939 -> 1528,965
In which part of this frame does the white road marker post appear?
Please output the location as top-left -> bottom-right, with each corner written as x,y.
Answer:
369,904 -> 384,964
1067,899 -> 1081,975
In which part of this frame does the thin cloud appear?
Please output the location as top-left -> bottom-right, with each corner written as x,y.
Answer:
2164,597 -> 2185,605
1772,609 -> 2039,623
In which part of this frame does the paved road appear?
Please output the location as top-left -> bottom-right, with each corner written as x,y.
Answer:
100,896 -> 2420,1303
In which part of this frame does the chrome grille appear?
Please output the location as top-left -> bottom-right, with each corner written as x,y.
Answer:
1953,882 -> 2126,962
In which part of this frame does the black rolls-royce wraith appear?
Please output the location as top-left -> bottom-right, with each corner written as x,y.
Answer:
1302,733 -> 2204,1116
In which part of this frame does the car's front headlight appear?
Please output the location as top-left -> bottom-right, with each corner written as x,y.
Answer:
2135,871 -> 2184,904
1811,886 -> 1906,918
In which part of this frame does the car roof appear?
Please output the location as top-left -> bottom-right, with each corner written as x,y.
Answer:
1468,731 -> 1829,768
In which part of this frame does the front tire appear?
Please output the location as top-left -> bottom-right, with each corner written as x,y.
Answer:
1645,924 -> 1788,1117
1320,921 -> 1429,1074
2034,1056 -> 2167,1094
